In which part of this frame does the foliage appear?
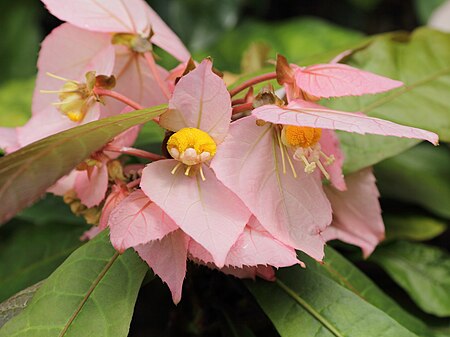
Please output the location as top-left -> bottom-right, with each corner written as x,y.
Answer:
0,232 -> 147,337
0,2 -> 449,337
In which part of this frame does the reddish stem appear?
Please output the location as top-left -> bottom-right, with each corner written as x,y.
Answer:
231,98 -> 247,105
144,52 -> 171,100
232,102 -> 254,115
94,88 -> 144,110
105,145 -> 165,161
127,178 -> 141,189
229,72 -> 277,97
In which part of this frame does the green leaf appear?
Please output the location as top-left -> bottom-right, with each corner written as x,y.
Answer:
0,222 -> 87,302
375,143 -> 450,219
323,28 -> 450,173
0,78 -> 34,127
0,231 -> 147,337
301,247 -> 433,336
247,266 -> 419,337
414,0 -> 446,24
196,17 -> 364,73
384,214 -> 447,241
0,282 -> 43,329
371,241 -> 450,317
0,1 -> 41,83
0,105 -> 167,224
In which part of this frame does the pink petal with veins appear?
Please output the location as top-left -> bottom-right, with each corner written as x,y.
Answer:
135,229 -> 189,304
98,184 -> 129,230
160,59 -> 232,144
140,160 -> 250,267
146,6 -> 190,62
189,216 -> 300,268
109,190 -> 178,252
104,50 -> 169,116
211,116 -> 332,261
33,23 -> 114,115
323,168 -> 384,257
253,99 -> 439,145
41,0 -> 150,34
294,63 -> 403,98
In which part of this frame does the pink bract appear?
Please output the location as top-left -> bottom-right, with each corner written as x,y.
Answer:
253,99 -> 439,144
141,160 -> 251,267
41,0 -> 189,62
159,59 -> 232,143
135,229 -> 189,304
323,168 -> 385,257
109,190 -> 178,253
292,63 -> 404,98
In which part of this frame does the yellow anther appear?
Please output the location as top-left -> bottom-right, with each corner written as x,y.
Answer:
282,125 -> 322,148
167,128 -> 217,166
66,111 -> 85,122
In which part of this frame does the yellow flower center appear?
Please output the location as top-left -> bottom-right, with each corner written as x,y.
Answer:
282,125 -> 322,148
167,127 -> 217,166
278,125 -> 335,180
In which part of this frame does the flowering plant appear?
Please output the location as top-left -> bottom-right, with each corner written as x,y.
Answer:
0,1 -> 448,336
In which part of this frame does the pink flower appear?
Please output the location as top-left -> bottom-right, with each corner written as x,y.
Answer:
139,59 -> 252,267
211,114 -> 332,262
0,0 -> 192,154
40,0 -> 190,112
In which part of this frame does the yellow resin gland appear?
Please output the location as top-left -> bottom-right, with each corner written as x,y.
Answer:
167,128 -> 217,166
282,125 -> 322,149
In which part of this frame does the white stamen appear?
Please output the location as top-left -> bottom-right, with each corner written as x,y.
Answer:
199,166 -> 206,181
276,130 -> 287,174
171,162 -> 182,175
199,151 -> 211,162
46,72 -> 77,83
286,151 -> 298,178
299,154 -> 316,174
316,160 -> 330,180
184,165 -> 191,176
320,151 -> 335,165
169,147 -> 180,159
40,89 -> 78,94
